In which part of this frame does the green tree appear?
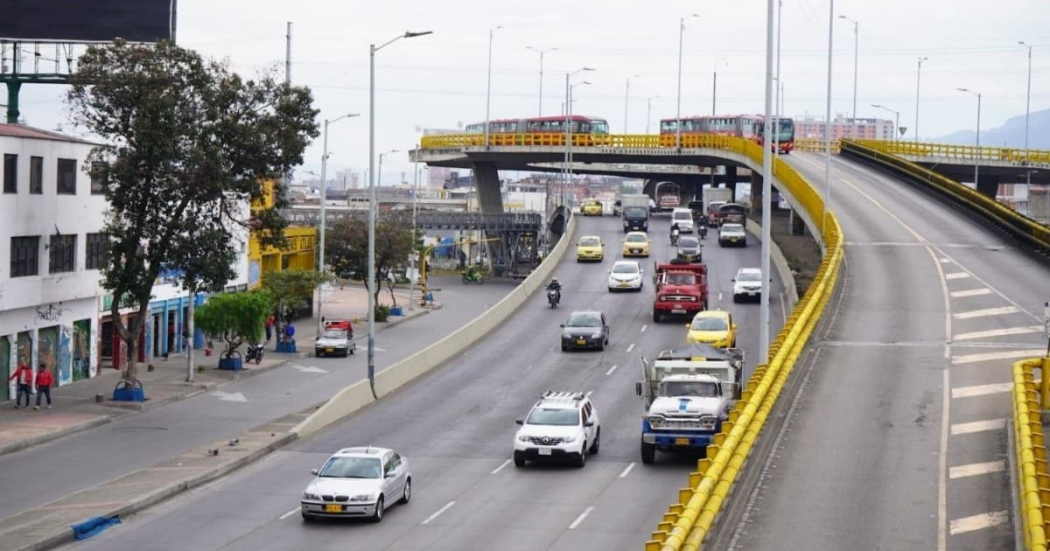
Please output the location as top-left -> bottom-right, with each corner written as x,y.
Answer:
194,290 -> 273,358
261,269 -> 328,335
325,218 -> 415,314
67,39 -> 319,382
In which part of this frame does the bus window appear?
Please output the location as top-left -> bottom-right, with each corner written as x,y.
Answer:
592,120 -> 610,134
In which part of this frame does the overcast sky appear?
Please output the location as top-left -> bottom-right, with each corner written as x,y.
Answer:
10,0 -> 1049,184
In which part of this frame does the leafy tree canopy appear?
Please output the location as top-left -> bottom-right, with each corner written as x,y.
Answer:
325,218 -> 416,310
194,290 -> 274,356
261,268 -> 328,319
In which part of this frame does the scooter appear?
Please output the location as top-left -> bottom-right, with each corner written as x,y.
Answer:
245,343 -> 264,364
462,270 -> 484,285
547,288 -> 561,308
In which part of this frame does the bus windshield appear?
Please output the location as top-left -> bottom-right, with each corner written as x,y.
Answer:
591,120 -> 610,134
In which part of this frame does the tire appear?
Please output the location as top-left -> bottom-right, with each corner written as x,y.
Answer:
589,429 -> 600,454
733,295 -> 740,303
370,495 -> 384,523
399,478 -> 411,504
598,340 -> 605,351
641,441 -> 656,464
349,345 -> 355,355
561,343 -> 568,352
514,451 -> 526,467
653,310 -> 663,323
315,350 -> 323,358
575,444 -> 587,468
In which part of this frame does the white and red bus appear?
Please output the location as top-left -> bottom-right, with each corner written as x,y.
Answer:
753,117 -> 795,154
465,115 -> 610,135
659,114 -> 794,153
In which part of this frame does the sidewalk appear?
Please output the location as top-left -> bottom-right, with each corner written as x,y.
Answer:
0,284 -> 436,458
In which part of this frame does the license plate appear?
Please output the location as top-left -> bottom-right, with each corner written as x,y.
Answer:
675,437 -> 690,446
672,309 -> 686,314
731,238 -> 739,242
619,283 -> 630,287
325,504 -> 342,513
576,339 -> 586,345
326,348 -> 334,353
538,448 -> 552,456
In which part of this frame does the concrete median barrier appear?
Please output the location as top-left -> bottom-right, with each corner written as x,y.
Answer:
292,214 -> 578,437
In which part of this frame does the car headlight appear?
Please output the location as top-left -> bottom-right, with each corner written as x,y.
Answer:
562,435 -> 577,443
592,332 -> 603,338
303,492 -> 321,501
647,416 -> 665,428
518,435 -> 530,442
349,494 -> 372,502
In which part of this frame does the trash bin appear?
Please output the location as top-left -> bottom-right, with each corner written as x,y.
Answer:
112,379 -> 146,402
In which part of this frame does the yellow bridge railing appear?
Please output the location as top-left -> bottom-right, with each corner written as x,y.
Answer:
856,140 -> 1050,165
1013,357 -> 1050,551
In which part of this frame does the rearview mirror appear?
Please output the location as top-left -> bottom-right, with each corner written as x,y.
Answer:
559,324 -> 565,328
635,382 -> 642,395
515,419 -> 524,425
385,471 -> 396,478
585,421 -> 595,427
311,469 -> 319,475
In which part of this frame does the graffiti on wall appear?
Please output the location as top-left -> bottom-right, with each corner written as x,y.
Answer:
38,326 -> 58,378
73,319 -> 91,381
16,332 -> 32,368
58,326 -> 72,385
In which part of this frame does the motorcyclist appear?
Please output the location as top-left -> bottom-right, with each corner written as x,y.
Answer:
546,277 -> 562,293
464,264 -> 480,281
670,223 -> 681,246
699,224 -> 708,239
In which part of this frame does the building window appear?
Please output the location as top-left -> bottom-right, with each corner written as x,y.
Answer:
10,236 -> 40,277
90,161 -> 106,195
30,156 -> 43,194
3,153 -> 15,193
49,234 -> 77,273
86,232 -> 107,270
57,158 -> 77,195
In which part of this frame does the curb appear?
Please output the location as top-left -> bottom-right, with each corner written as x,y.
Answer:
0,415 -> 113,458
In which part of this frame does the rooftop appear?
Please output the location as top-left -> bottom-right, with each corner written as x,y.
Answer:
0,123 -> 98,145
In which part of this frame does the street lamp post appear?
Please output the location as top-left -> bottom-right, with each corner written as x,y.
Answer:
563,68 -> 594,212
915,56 -> 928,143
377,149 -> 398,189
1020,42 -> 1033,189
408,144 -> 420,312
823,0 -> 835,232
871,104 -> 899,141
624,74 -> 640,134
317,113 -> 360,335
567,78 -> 591,208
369,30 -> 432,399
773,0 -> 783,157
526,46 -> 557,117
712,58 -> 727,116
760,0 -> 774,362
838,15 -> 859,138
957,88 -> 981,186
675,14 -> 700,148
483,26 -> 502,148
646,96 -> 660,134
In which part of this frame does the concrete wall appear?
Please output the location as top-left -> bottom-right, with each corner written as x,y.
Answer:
292,214 -> 579,437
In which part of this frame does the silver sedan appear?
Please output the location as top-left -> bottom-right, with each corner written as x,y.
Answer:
300,446 -> 411,522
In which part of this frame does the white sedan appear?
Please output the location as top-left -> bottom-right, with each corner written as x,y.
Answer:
607,260 -> 644,292
732,267 -> 763,302
300,446 -> 410,523
718,223 -> 748,247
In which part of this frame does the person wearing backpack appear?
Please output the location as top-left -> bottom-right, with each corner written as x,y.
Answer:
34,363 -> 53,410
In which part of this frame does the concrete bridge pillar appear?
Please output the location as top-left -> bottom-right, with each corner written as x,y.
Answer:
975,173 -> 1001,200
472,162 -> 504,214
725,166 -> 738,197
750,173 -> 764,214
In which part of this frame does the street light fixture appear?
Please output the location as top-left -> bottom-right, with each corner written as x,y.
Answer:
773,0 -> 783,157
317,112 -> 360,335
377,149 -> 399,188
957,87 -> 982,187
624,74 -> 640,134
676,14 -> 701,148
1019,41 -> 1033,189
483,26 -> 502,148
870,104 -> 899,142
369,30 -> 432,399
915,56 -> 929,143
838,14 -> 859,138
526,46 -> 558,116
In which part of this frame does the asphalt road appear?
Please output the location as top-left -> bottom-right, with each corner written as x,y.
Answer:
0,275 -> 513,522
63,213 -> 786,551
723,152 -> 1049,551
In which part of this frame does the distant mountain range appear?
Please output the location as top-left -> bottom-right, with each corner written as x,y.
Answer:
934,107 -> 1050,149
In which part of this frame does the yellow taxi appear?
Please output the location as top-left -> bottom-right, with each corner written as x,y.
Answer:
575,235 -> 604,262
685,310 -> 737,348
582,200 -> 603,216
621,231 -> 651,257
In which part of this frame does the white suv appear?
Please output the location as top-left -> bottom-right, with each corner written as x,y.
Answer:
514,391 -> 600,468
671,207 -> 694,233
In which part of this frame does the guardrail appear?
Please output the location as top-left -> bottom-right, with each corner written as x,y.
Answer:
840,139 -> 1050,254
857,139 -> 1050,165
1012,357 -> 1050,551
794,139 -> 840,154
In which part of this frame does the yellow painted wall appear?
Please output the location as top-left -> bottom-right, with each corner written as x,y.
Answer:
247,180 -> 316,288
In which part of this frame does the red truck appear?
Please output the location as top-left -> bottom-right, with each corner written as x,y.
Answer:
652,260 -> 709,323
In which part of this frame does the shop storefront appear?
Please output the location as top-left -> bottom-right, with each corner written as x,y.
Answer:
0,297 -> 99,393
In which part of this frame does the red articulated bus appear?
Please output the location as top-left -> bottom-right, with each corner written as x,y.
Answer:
753,116 -> 795,154
465,115 -> 610,135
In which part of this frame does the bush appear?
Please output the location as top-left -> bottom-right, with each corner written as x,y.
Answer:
375,305 -> 391,322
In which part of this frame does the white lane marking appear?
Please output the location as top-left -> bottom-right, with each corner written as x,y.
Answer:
586,390 -> 593,396
952,382 -> 1013,399
944,272 -> 971,280
568,506 -> 595,530
954,326 -> 1043,341
953,306 -> 1020,320
606,364 -> 619,376
718,292 -> 724,302
293,364 -> 328,373
641,324 -> 648,333
949,511 -> 1009,535
279,507 -> 299,520
211,391 -> 247,402
421,501 -> 456,525
618,462 -> 636,478
490,459 -> 512,475
949,460 -> 1006,480
939,257 -> 952,264
950,288 -> 992,298
951,418 -> 1007,435
626,343 -> 635,353
952,349 -> 1045,365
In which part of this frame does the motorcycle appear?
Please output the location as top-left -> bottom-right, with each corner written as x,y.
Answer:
699,225 -> 708,240
245,343 -> 264,365
670,228 -> 680,246
462,269 -> 484,285
547,288 -> 561,308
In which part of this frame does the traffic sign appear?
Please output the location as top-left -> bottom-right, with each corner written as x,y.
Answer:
898,126 -> 908,137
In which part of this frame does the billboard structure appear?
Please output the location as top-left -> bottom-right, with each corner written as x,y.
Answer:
0,0 -> 176,123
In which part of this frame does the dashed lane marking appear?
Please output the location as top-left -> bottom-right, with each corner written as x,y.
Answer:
940,257 -> 952,264
641,324 -> 648,333
421,501 -> 456,525
568,506 -> 595,530
949,511 -> 1009,535
949,461 -> 1006,480
606,364 -> 619,376
951,418 -> 1007,435
626,343 -> 635,353
953,306 -> 1021,320
954,326 -> 1043,341
586,390 -> 593,396
952,349 -> 1046,365
952,382 -> 1013,399
950,288 -> 992,298
491,459 -> 512,474
945,272 -> 971,280
619,462 -> 637,478
279,507 -> 299,520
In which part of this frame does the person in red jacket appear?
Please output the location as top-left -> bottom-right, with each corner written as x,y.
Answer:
34,363 -> 53,410
8,362 -> 32,409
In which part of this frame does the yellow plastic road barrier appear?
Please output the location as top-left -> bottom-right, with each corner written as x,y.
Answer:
857,139 -> 1050,166
1013,357 -> 1049,551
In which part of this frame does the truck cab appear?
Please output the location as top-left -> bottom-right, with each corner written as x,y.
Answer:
652,261 -> 708,322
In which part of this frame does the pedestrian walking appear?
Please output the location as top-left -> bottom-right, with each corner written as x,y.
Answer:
8,361 -> 32,409
34,363 -> 53,410
265,314 -> 275,343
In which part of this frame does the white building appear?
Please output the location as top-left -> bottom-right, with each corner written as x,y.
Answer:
1,124 -> 106,397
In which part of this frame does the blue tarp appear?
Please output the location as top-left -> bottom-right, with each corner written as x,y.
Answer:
72,516 -> 121,540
